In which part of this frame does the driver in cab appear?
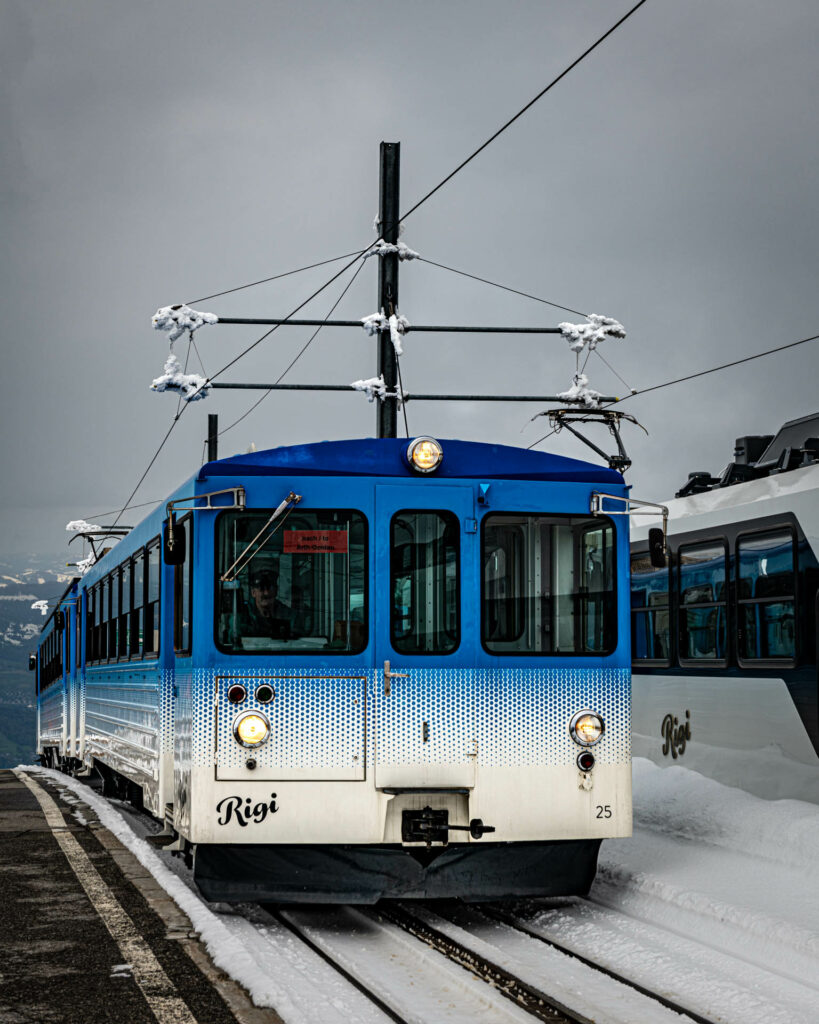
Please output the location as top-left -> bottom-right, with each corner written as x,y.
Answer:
240,568 -> 293,639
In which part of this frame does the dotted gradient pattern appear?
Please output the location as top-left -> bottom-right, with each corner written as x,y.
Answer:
206,670 -> 367,772
190,664 -> 629,771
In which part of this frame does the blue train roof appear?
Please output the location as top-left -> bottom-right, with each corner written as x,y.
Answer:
200,438 -> 623,484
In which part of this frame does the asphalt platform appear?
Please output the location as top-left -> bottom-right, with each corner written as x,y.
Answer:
0,769 -> 282,1024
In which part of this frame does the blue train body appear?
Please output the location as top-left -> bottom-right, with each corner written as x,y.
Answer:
37,437 -> 633,901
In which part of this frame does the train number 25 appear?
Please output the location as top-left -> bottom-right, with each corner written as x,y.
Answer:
596,805 -> 612,818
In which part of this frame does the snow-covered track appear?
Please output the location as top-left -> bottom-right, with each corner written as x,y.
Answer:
269,903 -> 557,1024
483,895 -> 819,1024
388,901 -> 715,1024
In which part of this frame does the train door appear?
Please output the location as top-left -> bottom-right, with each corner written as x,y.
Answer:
373,484 -> 476,788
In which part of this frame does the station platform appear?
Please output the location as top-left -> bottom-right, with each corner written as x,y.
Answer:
0,769 -> 282,1024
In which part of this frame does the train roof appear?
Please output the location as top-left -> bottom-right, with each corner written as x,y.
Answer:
198,437 -> 624,484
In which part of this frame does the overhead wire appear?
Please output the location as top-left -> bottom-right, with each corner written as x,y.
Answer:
394,0 -> 649,228
526,330 -> 819,450
216,259 -> 368,440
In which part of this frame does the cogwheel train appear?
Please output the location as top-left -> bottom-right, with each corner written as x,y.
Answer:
631,412 -> 819,805
35,435 -> 637,902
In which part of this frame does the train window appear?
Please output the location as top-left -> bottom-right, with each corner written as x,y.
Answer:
131,550 -> 145,657
737,529 -> 796,661
678,541 -> 728,663
631,552 -> 671,663
100,577 -> 109,661
109,571 -> 120,660
216,510 -> 367,654
145,540 -> 161,656
174,516 -> 193,656
481,514 -> 615,655
391,511 -> 459,655
76,595 -> 82,669
119,561 -> 131,658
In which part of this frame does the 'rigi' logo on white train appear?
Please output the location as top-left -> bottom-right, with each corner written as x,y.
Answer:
216,793 -> 279,826
661,711 -> 691,759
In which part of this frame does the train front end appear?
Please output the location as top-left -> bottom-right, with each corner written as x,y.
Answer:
176,437 -> 632,902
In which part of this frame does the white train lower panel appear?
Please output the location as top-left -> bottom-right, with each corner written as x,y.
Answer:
633,672 -> 819,804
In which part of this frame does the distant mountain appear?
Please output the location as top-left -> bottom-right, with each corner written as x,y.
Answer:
0,552 -> 72,767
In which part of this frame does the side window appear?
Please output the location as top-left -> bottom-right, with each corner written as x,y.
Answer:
391,511 -> 459,655
678,541 -> 728,662
483,523 -> 525,643
100,577 -> 109,661
75,596 -> 82,669
737,529 -> 796,661
145,540 -> 161,656
631,552 -> 670,663
174,516 -> 193,655
109,572 -> 119,661
119,561 -> 131,658
131,550 -> 145,657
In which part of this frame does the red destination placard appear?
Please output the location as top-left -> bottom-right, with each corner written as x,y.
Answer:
283,530 -> 349,554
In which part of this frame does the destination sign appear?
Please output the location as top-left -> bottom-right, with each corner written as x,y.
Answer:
283,530 -> 349,554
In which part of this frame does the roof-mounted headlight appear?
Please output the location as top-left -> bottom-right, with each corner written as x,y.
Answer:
407,436 -> 443,474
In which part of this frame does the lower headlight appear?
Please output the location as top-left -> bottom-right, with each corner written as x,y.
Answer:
570,711 -> 604,746
233,710 -> 270,748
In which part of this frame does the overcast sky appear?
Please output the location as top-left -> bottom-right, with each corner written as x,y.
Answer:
2,0 -> 818,558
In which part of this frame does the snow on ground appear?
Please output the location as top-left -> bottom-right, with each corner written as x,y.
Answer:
18,760 -> 819,1024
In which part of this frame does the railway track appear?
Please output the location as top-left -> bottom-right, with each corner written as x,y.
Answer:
269,901 -> 717,1024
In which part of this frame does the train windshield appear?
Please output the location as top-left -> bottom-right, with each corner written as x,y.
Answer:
216,510 -> 367,654
482,514 -> 615,654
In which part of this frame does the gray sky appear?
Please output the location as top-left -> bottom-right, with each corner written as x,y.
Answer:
2,0 -> 818,557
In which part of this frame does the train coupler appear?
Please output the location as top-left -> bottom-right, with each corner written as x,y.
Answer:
401,806 -> 495,844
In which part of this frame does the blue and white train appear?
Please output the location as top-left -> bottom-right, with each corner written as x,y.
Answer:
36,435 -> 634,902
631,412 -> 819,805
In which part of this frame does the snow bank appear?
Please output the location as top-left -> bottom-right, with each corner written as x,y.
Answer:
66,520 -> 102,533
151,353 -> 210,402
558,372 -> 602,408
152,304 -> 218,342
559,314 -> 625,353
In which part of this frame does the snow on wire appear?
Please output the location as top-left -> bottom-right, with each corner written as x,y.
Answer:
558,313 -> 625,353
151,353 -> 211,402
152,304 -> 219,342
361,311 -> 410,356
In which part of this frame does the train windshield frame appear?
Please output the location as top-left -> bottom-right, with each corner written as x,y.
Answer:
215,508 -> 368,655
481,512 -> 617,656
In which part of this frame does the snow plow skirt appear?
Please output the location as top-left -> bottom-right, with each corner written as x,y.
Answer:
193,839 -> 602,904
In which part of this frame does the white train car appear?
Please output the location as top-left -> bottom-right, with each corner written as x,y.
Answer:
630,412 -> 819,803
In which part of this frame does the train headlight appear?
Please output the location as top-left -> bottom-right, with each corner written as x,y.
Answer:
233,710 -> 270,748
407,436 -> 443,473
570,711 -> 604,746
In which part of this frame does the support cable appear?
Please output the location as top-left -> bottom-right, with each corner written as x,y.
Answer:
418,257 -> 586,317
185,250 -> 362,305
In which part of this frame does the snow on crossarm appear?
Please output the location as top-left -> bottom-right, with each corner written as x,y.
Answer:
66,520 -> 102,533
360,311 -> 410,356
559,313 -> 625,353
152,304 -> 218,343
351,375 -> 387,402
558,372 -> 602,408
150,353 -> 210,402
364,240 -> 420,261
